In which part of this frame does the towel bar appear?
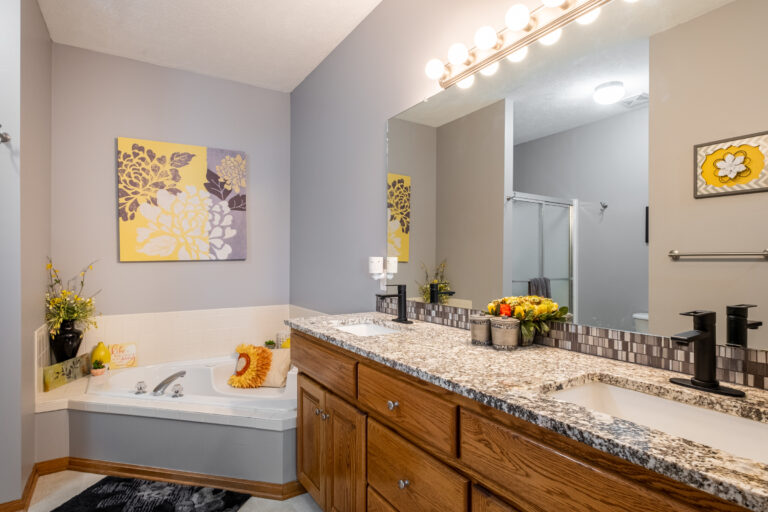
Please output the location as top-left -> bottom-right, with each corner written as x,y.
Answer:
668,249 -> 768,261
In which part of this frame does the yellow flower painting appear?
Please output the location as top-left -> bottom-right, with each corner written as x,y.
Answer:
386,173 -> 410,262
117,137 -> 247,261
695,131 -> 768,198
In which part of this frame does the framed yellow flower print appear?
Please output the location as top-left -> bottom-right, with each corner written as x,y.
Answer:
694,130 -> 768,198
387,173 -> 410,262
117,137 -> 247,261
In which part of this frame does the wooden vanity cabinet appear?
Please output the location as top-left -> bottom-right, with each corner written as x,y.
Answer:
472,486 -> 519,512
292,329 -> 749,512
297,374 -> 366,512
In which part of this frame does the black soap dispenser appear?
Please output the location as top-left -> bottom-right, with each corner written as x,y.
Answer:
726,304 -> 762,348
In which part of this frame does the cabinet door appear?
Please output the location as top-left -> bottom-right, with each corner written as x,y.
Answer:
298,374 -> 327,509
472,485 -> 519,512
326,392 -> 366,512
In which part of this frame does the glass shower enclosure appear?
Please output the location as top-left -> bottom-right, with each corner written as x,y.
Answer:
503,191 -> 577,321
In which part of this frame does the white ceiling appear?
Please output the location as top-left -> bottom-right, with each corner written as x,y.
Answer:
396,0 -> 734,144
37,0 -> 383,92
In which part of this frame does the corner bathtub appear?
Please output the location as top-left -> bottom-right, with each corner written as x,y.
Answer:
54,355 -> 300,485
82,355 -> 297,431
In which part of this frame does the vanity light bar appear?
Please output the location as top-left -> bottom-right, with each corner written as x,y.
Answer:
432,0 -> 616,89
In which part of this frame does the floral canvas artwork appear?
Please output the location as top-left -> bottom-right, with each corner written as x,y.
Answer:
694,131 -> 768,198
387,173 -> 410,262
117,137 -> 247,261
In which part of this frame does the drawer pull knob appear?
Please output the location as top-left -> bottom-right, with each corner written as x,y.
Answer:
314,408 -> 321,416
321,412 -> 329,420
397,479 -> 410,490
387,400 -> 400,411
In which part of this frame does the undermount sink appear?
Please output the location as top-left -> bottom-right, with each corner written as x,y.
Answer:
335,323 -> 399,337
550,382 -> 768,464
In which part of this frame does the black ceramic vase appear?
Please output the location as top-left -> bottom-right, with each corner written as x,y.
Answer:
50,320 -> 83,363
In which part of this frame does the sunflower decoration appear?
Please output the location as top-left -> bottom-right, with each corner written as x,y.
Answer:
228,344 -> 273,388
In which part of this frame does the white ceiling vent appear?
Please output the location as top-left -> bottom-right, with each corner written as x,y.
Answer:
621,93 -> 650,109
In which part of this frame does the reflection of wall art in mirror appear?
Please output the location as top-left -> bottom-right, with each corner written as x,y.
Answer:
117,137 -> 247,261
386,173 -> 410,262
694,130 -> 768,198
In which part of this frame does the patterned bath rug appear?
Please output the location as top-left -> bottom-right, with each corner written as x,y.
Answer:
52,476 -> 251,512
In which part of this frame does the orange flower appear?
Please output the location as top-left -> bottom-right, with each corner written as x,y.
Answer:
499,303 -> 512,317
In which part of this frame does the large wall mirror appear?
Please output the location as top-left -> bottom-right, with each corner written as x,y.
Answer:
387,0 -> 768,349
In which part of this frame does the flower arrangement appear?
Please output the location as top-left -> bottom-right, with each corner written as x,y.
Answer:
46,259 -> 99,336
418,260 -> 451,304
486,296 -> 568,343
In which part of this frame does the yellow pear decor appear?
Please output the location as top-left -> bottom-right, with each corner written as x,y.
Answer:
91,341 -> 111,366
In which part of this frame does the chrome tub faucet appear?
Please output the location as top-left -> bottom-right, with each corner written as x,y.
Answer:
152,370 -> 186,396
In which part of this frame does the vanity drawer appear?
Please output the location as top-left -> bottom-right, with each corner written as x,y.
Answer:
368,486 -> 398,512
358,364 -> 457,455
459,409 -> 693,512
368,419 -> 468,512
291,331 -> 357,401
472,485 -> 519,512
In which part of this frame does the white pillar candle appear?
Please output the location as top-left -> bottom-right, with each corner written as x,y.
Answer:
386,257 -> 398,274
369,256 -> 384,274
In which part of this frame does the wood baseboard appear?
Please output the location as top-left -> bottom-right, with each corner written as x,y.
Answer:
67,458 -> 304,501
0,457 -> 303,511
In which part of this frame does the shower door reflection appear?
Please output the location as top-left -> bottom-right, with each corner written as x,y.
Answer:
505,192 -> 575,320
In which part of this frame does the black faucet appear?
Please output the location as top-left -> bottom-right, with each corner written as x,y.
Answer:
429,282 -> 456,304
376,284 -> 412,324
669,310 -> 744,397
726,304 -> 762,348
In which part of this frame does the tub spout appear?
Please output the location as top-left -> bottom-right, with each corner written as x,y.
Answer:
153,371 -> 186,396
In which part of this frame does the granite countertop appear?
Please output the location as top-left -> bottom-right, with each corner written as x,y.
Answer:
287,312 -> 768,512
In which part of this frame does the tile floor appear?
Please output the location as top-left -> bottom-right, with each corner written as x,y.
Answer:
29,471 -> 322,512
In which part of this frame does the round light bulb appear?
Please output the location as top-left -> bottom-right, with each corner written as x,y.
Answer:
542,0 -> 567,7
577,7 -> 601,25
447,43 -> 470,66
480,62 -> 499,76
539,28 -> 562,46
474,26 -> 499,50
506,46 -> 529,63
505,4 -> 531,32
425,59 -> 446,80
457,75 -> 475,89
593,81 -> 625,104
624,0 -> 639,3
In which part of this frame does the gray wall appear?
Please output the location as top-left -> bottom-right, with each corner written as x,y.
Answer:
51,44 -> 291,315
387,118 -> 437,294
514,108 -> 649,331
21,0 -> 52,485
649,0 -> 768,348
35,410 -> 69,463
290,0 -> 515,313
0,0 -> 22,502
436,101 -> 505,309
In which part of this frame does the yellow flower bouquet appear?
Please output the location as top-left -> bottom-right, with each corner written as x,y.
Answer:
486,295 -> 568,343
45,259 -> 99,336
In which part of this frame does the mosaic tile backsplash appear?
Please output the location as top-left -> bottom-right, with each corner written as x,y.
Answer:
376,297 -> 768,390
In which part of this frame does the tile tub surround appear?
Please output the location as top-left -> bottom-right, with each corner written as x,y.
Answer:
377,297 -> 768,390
35,305 -> 324,394
287,313 -> 768,511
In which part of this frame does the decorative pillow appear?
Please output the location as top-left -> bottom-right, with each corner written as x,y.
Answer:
228,344 -> 272,388
262,349 -> 291,388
